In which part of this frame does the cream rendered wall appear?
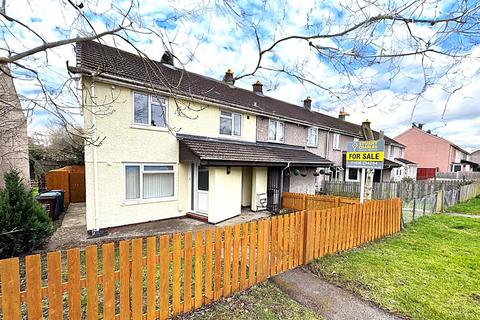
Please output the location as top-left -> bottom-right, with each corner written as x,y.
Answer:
241,167 -> 252,206
251,167 -> 267,211
84,80 -> 256,229
208,167 -> 242,223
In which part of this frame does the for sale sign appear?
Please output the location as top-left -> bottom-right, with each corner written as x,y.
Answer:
346,139 -> 385,170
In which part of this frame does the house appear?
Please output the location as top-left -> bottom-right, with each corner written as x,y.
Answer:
0,65 -> 29,188
470,149 -> 480,171
71,41 -> 405,232
395,124 -> 472,173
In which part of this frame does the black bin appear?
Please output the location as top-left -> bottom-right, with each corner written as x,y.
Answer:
50,189 -> 65,214
37,191 -> 60,220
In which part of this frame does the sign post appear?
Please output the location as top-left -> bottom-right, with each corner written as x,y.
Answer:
346,139 -> 385,203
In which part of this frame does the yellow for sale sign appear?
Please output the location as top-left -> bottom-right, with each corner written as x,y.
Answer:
346,151 -> 384,162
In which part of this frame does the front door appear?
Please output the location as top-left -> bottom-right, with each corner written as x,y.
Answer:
267,167 -> 281,212
196,165 -> 209,214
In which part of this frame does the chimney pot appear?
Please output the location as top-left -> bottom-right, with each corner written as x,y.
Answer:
252,80 -> 263,95
303,96 -> 312,110
223,69 -> 235,85
338,107 -> 350,121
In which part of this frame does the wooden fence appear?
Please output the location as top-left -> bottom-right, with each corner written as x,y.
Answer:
46,166 -> 86,206
437,171 -> 480,181
459,182 -> 480,202
0,198 -> 401,319
282,192 -> 359,211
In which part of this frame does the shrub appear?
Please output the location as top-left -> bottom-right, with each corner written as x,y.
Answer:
0,170 -> 53,258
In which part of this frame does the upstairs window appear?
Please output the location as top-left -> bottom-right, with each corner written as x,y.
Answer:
220,111 -> 242,136
133,92 -> 167,128
307,127 -> 318,146
268,119 -> 285,143
332,133 -> 340,150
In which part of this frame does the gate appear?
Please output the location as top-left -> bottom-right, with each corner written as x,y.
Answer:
267,168 -> 281,212
69,171 -> 86,202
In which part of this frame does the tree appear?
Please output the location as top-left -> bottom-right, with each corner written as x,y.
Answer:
1,0 -> 479,151
0,170 -> 53,258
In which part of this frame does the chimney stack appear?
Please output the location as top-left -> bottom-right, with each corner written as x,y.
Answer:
252,80 -> 263,95
338,107 -> 350,121
361,118 -> 374,140
303,96 -> 312,110
223,69 -> 235,85
161,51 -> 174,66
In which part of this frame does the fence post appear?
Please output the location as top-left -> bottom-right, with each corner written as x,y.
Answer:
303,210 -> 310,264
302,194 -> 307,210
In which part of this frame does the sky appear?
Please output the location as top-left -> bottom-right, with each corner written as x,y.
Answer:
2,0 -> 480,151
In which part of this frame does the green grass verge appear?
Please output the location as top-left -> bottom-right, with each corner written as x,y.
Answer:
176,282 -> 321,320
310,214 -> 480,320
446,196 -> 480,215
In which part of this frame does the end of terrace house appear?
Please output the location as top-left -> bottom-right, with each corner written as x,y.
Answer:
70,40 -> 404,233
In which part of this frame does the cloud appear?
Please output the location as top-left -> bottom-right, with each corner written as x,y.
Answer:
2,0 -> 479,152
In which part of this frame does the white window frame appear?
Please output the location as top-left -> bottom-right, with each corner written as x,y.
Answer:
353,137 -> 359,142
332,133 -> 340,150
345,167 -> 360,182
268,119 -> 285,143
219,110 -> 242,137
132,92 -> 168,129
123,163 -> 176,204
307,127 -> 318,147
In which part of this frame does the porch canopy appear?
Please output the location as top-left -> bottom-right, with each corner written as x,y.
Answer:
178,134 -> 332,167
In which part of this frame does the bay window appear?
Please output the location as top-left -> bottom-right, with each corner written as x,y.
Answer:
307,127 -> 318,146
133,92 -> 167,128
125,164 -> 175,201
268,119 -> 285,143
220,111 -> 242,136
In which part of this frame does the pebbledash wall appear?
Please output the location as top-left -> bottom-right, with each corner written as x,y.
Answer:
84,80 -> 261,230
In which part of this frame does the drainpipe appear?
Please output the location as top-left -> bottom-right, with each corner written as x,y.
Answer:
279,162 -> 291,212
90,78 -> 100,233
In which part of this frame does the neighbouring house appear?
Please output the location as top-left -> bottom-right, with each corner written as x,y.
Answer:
0,64 -> 29,188
470,149 -> 480,171
394,124 -> 472,174
71,41 -> 405,232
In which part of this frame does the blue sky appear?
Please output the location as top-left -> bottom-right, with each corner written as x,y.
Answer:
2,0 -> 480,151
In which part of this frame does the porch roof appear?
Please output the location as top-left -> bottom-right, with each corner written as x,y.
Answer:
178,134 -> 332,167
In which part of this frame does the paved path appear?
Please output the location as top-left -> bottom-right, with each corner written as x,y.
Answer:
272,267 -> 402,320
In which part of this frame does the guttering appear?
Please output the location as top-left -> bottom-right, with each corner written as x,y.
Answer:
90,77 -> 100,232
279,162 -> 291,211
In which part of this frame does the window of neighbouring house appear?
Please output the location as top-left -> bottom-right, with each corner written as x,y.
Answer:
332,133 -> 340,150
133,92 -> 167,128
453,164 -> 461,172
125,164 -> 175,201
307,127 -> 318,146
346,168 -> 359,181
268,119 -> 285,143
219,111 -> 242,136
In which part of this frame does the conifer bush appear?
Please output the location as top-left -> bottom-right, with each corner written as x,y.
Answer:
0,170 -> 53,258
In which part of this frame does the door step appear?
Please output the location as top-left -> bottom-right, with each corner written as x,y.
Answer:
186,212 -> 209,223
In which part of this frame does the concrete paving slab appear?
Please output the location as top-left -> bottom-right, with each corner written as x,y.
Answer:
272,267 -> 403,320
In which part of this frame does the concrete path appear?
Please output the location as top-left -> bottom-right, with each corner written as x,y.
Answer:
272,267 -> 402,320
446,212 -> 480,218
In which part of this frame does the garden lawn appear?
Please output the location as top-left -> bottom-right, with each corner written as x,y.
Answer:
310,214 -> 480,320
446,196 -> 480,215
176,282 -> 321,320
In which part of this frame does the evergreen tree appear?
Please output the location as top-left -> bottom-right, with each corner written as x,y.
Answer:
0,170 -> 53,258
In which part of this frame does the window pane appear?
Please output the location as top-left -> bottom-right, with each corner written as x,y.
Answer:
126,166 -> 140,199
133,93 -> 148,124
152,96 -> 166,106
233,114 -> 242,136
144,165 -> 173,171
220,117 -> 232,135
221,111 -> 232,117
143,173 -> 174,198
151,104 -> 166,127
348,168 -> 358,180
268,121 -> 276,140
198,166 -> 209,191
278,122 -> 284,142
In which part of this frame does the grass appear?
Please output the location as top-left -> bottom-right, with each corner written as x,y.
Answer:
446,196 -> 480,215
310,214 -> 480,320
176,282 -> 321,320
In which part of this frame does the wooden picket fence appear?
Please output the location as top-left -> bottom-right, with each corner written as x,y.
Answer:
0,198 -> 401,319
282,192 -> 359,211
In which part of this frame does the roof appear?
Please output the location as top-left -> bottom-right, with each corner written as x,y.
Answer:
384,159 -> 402,168
460,159 -> 479,168
177,134 -> 332,167
395,158 -> 417,165
75,40 -> 403,146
